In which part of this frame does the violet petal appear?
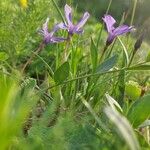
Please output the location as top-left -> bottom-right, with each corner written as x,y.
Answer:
103,15 -> 116,33
57,22 -> 68,30
76,12 -> 90,29
64,4 -> 73,26
107,33 -> 115,45
113,25 -> 133,36
74,28 -> 84,34
51,37 -> 66,43
41,18 -> 50,35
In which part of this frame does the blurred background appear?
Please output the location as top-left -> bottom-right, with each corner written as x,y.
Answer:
59,0 -> 150,41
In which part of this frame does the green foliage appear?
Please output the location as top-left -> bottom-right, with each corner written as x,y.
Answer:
0,0 -> 150,149
127,94 -> 150,128
104,106 -> 140,150
0,75 -> 38,149
90,38 -> 98,72
0,52 -> 9,61
96,55 -> 118,73
54,61 -> 70,84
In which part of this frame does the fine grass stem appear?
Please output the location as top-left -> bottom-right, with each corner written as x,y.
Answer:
96,0 -> 112,47
21,41 -> 45,74
130,0 -> 138,26
51,0 -> 65,23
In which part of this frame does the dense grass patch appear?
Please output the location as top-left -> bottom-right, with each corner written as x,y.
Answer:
0,0 -> 150,149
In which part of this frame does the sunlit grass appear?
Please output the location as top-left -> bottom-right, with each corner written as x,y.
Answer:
0,0 -> 150,149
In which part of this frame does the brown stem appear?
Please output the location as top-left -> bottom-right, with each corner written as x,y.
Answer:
21,41 -> 45,73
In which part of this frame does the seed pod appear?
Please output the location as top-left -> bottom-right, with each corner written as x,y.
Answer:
134,32 -> 145,52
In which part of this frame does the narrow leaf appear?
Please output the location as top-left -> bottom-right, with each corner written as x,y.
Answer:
81,96 -> 107,132
90,38 -> 98,72
128,65 -> 150,70
96,55 -> 118,73
104,106 -> 140,150
54,62 -> 69,84
105,93 -> 123,112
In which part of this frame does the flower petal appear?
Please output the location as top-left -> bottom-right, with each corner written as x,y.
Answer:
49,23 -> 67,37
113,25 -> 133,36
51,37 -> 66,43
64,4 -> 73,26
76,12 -> 90,29
107,33 -> 115,45
41,18 -> 50,35
74,28 -> 84,34
56,22 -> 68,30
102,15 -> 116,33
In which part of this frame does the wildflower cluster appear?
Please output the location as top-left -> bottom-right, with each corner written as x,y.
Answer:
40,4 -> 90,44
40,4 -> 133,47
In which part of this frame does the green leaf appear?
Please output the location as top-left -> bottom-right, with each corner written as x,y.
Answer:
104,106 -> 140,150
54,62 -> 69,84
81,96 -> 107,132
96,55 -> 118,73
114,70 -> 125,106
0,52 -> 9,61
128,65 -> 150,70
146,51 -> 150,62
127,94 -> 150,128
90,38 -> 98,72
105,93 -> 123,112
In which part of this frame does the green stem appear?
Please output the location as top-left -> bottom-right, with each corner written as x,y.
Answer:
106,39 -> 116,59
51,0 -> 65,23
21,41 -> 45,74
33,52 -> 54,77
64,34 -> 71,62
128,51 -> 135,67
47,68 -> 127,90
106,0 -> 113,14
96,0 -> 112,47
130,0 -> 137,26
46,61 -> 149,90
99,45 -> 108,63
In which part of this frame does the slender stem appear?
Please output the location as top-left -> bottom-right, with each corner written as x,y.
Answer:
21,41 -> 45,73
47,68 -> 127,90
99,45 -> 108,63
96,24 -> 104,48
81,96 -> 108,133
96,0 -> 112,47
45,61 -> 149,90
130,0 -> 137,26
33,52 -> 54,77
51,0 -> 65,23
64,34 -> 71,61
106,39 -> 116,59
128,48 -> 137,67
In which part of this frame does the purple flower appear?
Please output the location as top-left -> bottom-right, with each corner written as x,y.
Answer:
40,18 -> 66,44
59,4 -> 90,35
103,15 -> 133,46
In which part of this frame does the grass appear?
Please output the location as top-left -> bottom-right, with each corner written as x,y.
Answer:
0,0 -> 150,149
